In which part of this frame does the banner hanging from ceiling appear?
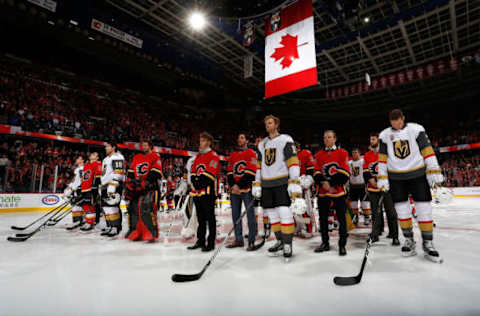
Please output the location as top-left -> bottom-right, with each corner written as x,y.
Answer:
264,0 -> 318,98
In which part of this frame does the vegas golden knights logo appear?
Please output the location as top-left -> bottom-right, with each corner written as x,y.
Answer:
394,140 -> 410,159
264,148 -> 276,166
352,166 -> 360,177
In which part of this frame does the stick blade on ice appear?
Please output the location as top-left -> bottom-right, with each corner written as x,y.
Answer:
171,273 -> 202,283
7,236 -> 28,242
333,276 -> 360,286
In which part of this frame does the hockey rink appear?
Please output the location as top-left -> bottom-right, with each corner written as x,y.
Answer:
1,198 -> 480,316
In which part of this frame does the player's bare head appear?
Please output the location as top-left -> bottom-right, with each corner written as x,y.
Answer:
141,140 -> 152,153
75,155 -> 84,166
199,132 -> 213,151
105,141 -> 117,155
264,115 -> 280,134
352,148 -> 361,160
323,130 -> 336,148
89,152 -> 98,161
237,132 -> 248,148
389,109 -> 405,130
369,132 -> 379,147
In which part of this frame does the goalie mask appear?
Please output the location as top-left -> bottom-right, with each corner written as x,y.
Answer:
104,192 -> 121,206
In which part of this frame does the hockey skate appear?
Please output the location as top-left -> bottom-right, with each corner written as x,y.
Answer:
66,221 -> 83,231
283,244 -> 292,262
423,240 -> 443,263
106,227 -> 120,238
401,238 -> 417,257
363,215 -> 371,226
268,240 -> 284,257
80,223 -> 95,232
352,214 -> 359,226
100,226 -> 112,236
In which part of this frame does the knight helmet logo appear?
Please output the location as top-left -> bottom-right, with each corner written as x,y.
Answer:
394,140 -> 411,159
264,148 -> 276,166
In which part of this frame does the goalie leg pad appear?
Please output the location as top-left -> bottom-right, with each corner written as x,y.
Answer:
139,192 -> 159,240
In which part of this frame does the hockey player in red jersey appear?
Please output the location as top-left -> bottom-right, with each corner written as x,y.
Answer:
124,140 -> 163,242
187,132 -> 221,252
80,152 -> 102,231
296,142 -> 315,237
313,130 -> 350,255
166,176 -> 176,210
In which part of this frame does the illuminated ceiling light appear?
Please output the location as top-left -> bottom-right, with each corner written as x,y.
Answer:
188,11 -> 206,30
47,20 -> 55,25
364,17 -> 370,23
70,20 -> 78,26
88,36 -> 95,41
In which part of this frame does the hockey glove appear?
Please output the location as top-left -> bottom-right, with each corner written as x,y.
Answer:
426,170 -> 444,188
252,182 -> 262,199
376,177 -> 389,191
288,179 -> 302,199
300,175 -> 314,190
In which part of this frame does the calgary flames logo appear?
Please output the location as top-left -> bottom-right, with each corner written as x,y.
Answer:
322,162 -> 339,179
233,161 -> 246,176
195,164 -> 206,175
264,148 -> 276,166
136,162 -> 149,176
394,140 -> 410,159
369,162 -> 379,174
82,169 -> 91,181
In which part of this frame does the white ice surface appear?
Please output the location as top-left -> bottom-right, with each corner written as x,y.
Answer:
1,198 -> 480,316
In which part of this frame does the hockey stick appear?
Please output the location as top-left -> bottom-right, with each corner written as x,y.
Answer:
10,202 -> 69,231
47,208 -> 73,226
171,199 -> 254,283
333,193 -> 385,286
7,203 -> 69,242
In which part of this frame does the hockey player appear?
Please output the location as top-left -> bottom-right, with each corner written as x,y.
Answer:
313,130 -> 350,256
80,152 -> 102,231
100,141 -> 125,237
348,148 -> 371,225
166,176 -> 176,211
377,109 -> 443,262
296,142 -> 315,237
187,132 -> 221,252
226,132 -> 257,250
64,155 -> 85,230
124,140 -> 163,242
252,115 -> 301,260
363,132 -> 399,245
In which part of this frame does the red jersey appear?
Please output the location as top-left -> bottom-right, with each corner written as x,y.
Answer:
81,161 -> 102,192
298,149 -> 315,176
128,152 -> 163,186
167,180 -> 175,194
227,148 -> 257,192
363,150 -> 381,192
190,150 -> 221,196
314,147 -> 350,197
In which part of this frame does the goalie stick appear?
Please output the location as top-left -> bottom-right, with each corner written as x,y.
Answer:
171,199 -> 254,283
10,202 -> 68,230
333,193 -> 384,286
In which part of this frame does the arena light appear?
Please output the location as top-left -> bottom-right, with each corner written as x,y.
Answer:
47,20 -> 55,26
188,11 -> 206,30
364,17 -> 370,23
70,20 -> 78,26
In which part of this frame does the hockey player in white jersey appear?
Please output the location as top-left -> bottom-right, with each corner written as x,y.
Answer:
378,109 -> 443,262
64,155 -> 85,230
100,141 -> 125,237
348,148 -> 371,225
252,115 -> 301,261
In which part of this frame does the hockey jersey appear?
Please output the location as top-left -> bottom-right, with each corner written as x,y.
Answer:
313,146 -> 350,197
186,155 -> 196,186
81,161 -> 102,192
349,158 -> 365,186
378,123 -> 440,180
68,165 -> 83,190
127,152 -> 163,185
190,149 -> 221,196
101,152 -> 125,186
363,149 -> 381,192
227,147 -> 257,193
256,134 -> 299,188
298,149 -> 315,176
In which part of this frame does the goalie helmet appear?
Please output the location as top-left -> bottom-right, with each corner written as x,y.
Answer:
104,192 -> 121,206
433,186 -> 454,204
291,198 -> 307,216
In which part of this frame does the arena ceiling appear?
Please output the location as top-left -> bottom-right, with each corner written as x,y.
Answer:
104,0 -> 479,120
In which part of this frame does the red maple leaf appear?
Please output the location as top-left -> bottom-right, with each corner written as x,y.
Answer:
270,34 -> 307,69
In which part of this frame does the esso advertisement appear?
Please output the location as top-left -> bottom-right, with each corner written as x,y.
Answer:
42,195 -> 60,206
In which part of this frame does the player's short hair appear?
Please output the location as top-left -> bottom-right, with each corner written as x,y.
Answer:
369,132 -> 379,138
264,115 -> 280,126
105,140 -> 118,150
77,155 -> 84,161
324,130 -> 337,138
352,147 -> 360,153
199,131 -> 214,143
389,109 -> 404,121
237,131 -> 248,140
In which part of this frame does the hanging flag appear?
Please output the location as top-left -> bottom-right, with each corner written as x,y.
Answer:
264,0 -> 318,98
242,21 -> 256,47
244,55 -> 253,79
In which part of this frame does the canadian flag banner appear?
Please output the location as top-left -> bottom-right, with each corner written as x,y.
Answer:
264,0 -> 317,98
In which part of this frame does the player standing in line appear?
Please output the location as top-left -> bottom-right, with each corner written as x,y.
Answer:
377,109 -> 443,262
100,141 -> 125,237
348,148 -> 371,226
313,130 -> 350,256
226,132 -> 258,250
79,152 -> 102,231
363,132 -> 399,245
124,140 -> 163,242
64,155 -> 85,230
252,115 -> 301,261
187,132 -> 221,252
296,141 -> 315,237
